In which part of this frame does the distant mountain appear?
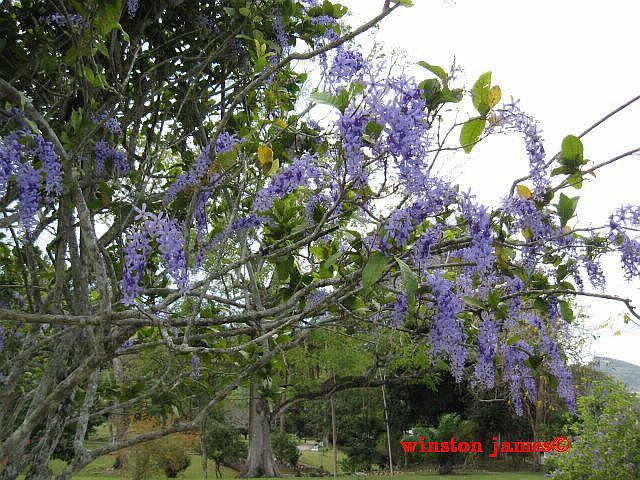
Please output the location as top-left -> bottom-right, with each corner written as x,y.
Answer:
591,356 -> 640,392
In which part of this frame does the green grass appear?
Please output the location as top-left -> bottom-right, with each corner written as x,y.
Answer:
40,452 -> 544,480
298,448 -> 346,471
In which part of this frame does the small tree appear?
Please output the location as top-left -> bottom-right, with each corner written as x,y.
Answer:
203,422 -> 248,478
548,381 -> 640,480
271,432 -> 301,469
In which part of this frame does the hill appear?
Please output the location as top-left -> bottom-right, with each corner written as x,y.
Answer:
591,356 -> 640,391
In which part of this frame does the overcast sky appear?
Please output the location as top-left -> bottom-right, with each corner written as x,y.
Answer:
340,0 -> 640,365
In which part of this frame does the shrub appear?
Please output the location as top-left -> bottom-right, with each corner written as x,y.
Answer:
203,421 -> 247,477
128,434 -> 193,479
548,381 -> 640,480
271,432 -> 301,467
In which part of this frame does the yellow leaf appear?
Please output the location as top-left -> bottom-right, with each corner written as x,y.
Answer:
614,330 -> 621,336
257,145 -> 273,166
487,85 -> 501,109
267,157 -> 280,176
516,184 -> 532,199
274,119 -> 288,129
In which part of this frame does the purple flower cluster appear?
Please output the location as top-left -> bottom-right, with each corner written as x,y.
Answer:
127,0 -> 139,17
121,228 -> 151,305
272,16 -> 289,53
502,196 -> 553,239
412,227 -> 442,269
216,132 -> 244,155
426,272 -> 467,382
190,355 -> 201,379
121,207 -> 189,305
619,237 -> 640,280
93,112 -> 122,136
460,195 -> 494,276
473,312 -> 499,389
493,101 -> 549,196
329,48 -> 365,82
45,13 -> 86,28
164,134 -> 242,205
1,134 -> 63,231
194,191 -> 211,240
95,140 -> 128,175
36,136 -> 62,200
338,108 -> 368,186
383,200 -> 439,249
609,205 -> 640,280
17,161 -> 42,234
0,138 -> 20,197
253,153 -> 320,211
391,293 -> 408,327
501,340 -> 534,416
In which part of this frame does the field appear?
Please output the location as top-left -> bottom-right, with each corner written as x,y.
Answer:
42,452 -> 545,480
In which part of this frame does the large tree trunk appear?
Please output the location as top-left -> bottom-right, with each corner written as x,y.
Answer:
243,384 -> 279,477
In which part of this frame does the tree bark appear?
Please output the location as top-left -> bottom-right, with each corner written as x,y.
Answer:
243,384 -> 279,477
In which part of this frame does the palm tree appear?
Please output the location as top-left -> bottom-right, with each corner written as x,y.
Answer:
425,413 -> 476,475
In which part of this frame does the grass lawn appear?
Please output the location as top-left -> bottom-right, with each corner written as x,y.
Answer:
40,453 -> 544,480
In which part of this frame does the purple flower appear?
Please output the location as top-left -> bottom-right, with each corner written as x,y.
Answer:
190,355 -> 201,379
45,13 -> 86,28
473,312 -> 498,389
426,272 -> 467,382
127,0 -> 139,17
0,138 -> 20,197
272,16 -> 288,53
35,136 -> 62,200
391,293 -> 408,327
329,48 -> 365,82
121,228 -> 151,305
253,153 -> 320,211
93,112 -> 122,136
338,108 -> 368,186
501,340 -> 534,415
493,101 -> 549,196
95,140 -> 128,175
17,161 -> 42,233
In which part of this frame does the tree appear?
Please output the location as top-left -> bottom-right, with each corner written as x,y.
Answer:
1,1 -> 640,479
548,380 -> 640,480
203,422 -> 247,479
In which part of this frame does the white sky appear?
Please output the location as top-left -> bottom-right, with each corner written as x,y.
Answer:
340,0 -> 640,365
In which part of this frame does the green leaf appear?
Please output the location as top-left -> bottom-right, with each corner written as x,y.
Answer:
559,300 -> 574,323
396,0 -> 414,6
310,90 -> 349,113
396,258 -> 418,316
557,193 -> 579,228
239,7 -> 251,16
472,71 -> 492,116
362,252 -> 389,293
460,117 -> 486,153
560,134 -> 584,168
94,0 -> 122,36
462,296 -> 484,309
418,61 -> 447,81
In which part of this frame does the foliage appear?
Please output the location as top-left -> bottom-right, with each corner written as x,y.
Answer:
339,411 -> 386,472
128,434 -> 193,480
0,0 -> 639,477
203,422 -> 247,471
406,413 -> 477,474
548,381 -> 640,480
271,432 -> 301,467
